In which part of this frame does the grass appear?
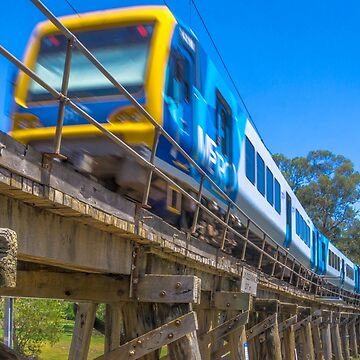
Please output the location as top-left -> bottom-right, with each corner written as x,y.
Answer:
39,331 -> 104,360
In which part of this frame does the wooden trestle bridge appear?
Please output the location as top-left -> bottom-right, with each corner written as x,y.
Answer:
0,132 -> 359,360
0,1 -> 360,359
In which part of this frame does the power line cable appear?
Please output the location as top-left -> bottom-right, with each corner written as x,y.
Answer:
163,0 -> 264,143
63,0 -> 81,17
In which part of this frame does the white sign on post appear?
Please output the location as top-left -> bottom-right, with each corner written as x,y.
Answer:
240,267 -> 258,296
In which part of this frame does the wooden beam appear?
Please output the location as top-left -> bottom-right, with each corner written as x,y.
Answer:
0,228 -> 17,287
213,292 -> 251,311
0,270 -> 130,302
136,275 -> 201,304
254,299 -> 280,313
69,303 -> 97,360
95,311 -> 198,360
279,302 -> 298,315
0,194 -> 132,274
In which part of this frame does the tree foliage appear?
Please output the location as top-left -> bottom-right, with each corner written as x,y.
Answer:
13,299 -> 65,356
273,150 -> 360,260
0,298 -> 65,356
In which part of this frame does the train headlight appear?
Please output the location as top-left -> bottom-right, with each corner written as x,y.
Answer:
12,113 -> 42,130
108,106 -> 143,123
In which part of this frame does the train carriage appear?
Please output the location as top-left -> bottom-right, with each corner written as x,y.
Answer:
10,5 -> 360,294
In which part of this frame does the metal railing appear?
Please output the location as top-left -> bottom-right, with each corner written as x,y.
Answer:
1,0 -> 359,306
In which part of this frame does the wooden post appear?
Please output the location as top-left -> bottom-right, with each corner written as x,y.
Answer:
159,304 -> 202,360
349,319 -> 358,358
197,308 -> 215,359
321,323 -> 332,360
104,303 -> 123,353
340,321 -> 350,360
311,319 -> 324,360
279,315 -> 297,360
331,322 -> 344,360
268,316 -> 282,360
304,321 -> 315,360
69,302 -> 97,360
121,302 -> 159,360
246,313 -> 281,360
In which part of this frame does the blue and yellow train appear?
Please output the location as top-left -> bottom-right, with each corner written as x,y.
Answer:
10,6 -> 360,294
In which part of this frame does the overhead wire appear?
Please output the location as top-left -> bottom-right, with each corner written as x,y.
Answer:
163,0 -> 265,144
63,0 -> 81,17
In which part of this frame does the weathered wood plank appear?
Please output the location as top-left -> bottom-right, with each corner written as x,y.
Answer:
0,195 -> 132,274
254,299 -> 279,313
95,312 -> 198,360
0,270 -> 130,302
137,275 -> 201,304
69,303 -> 97,360
214,292 -> 251,311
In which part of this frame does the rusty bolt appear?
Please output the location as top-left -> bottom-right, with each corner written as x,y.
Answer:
175,282 -> 182,289
175,320 -> 182,326
226,303 -> 230,307
168,333 -> 174,339
129,350 -> 136,356
137,339 -> 142,345
160,290 -> 166,297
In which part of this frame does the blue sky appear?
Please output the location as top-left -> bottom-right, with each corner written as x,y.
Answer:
1,0 -> 359,170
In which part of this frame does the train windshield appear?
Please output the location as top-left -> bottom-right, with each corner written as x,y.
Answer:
28,23 -> 154,102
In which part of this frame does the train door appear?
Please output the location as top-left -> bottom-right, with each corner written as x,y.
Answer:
284,193 -> 292,247
315,233 -> 328,275
215,91 -> 232,175
164,47 -> 194,162
354,266 -> 359,293
311,230 -> 317,270
340,258 -> 345,284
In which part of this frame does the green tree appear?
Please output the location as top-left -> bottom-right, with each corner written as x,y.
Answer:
273,150 -> 360,253
12,298 -> 65,356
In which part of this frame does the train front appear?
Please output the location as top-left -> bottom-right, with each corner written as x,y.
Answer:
11,6 -> 175,192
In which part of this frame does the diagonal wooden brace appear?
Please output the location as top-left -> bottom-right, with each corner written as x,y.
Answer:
246,313 -> 277,341
95,311 -> 198,360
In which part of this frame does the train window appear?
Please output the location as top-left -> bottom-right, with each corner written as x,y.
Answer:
216,92 -> 232,159
256,153 -> 265,196
296,210 -> 300,236
245,137 -> 255,185
346,264 -> 354,280
274,179 -> 281,214
266,167 -> 274,205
